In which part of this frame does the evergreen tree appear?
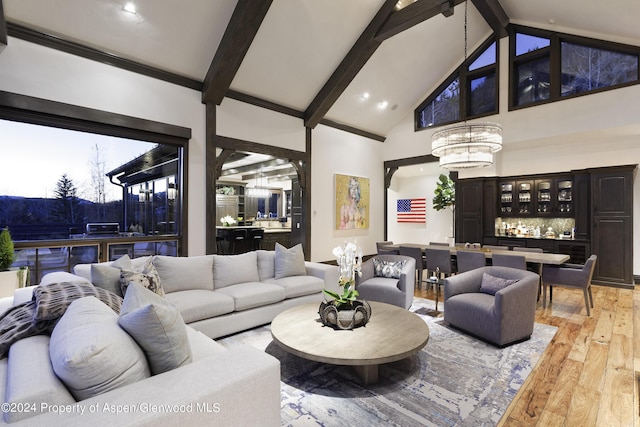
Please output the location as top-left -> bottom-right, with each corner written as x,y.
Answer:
52,174 -> 84,224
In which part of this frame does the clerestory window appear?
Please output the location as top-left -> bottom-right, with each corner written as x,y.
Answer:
415,38 -> 498,131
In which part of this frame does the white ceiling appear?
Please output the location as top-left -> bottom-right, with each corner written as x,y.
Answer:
3,0 -> 640,180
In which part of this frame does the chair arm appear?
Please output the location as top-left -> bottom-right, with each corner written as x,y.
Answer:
356,259 -> 375,285
542,265 -> 589,287
494,274 -> 539,316
443,268 -> 484,300
305,262 -> 340,294
396,258 -> 416,293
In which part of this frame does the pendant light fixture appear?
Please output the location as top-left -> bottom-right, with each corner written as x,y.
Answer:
431,0 -> 502,170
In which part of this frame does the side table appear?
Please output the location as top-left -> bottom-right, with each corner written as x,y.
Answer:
424,276 -> 445,316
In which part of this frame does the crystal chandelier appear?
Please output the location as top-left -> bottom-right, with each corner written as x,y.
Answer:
430,1 -> 502,170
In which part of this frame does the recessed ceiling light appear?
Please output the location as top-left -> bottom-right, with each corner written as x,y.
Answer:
377,101 -> 388,110
360,92 -> 370,101
124,2 -> 137,14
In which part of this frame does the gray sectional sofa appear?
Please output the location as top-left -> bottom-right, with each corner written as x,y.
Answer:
0,247 -> 339,425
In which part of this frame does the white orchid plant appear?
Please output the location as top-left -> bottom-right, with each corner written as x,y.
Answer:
220,215 -> 236,226
323,240 -> 363,308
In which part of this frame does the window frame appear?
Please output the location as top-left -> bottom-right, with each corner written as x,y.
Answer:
509,25 -> 640,111
415,36 -> 499,132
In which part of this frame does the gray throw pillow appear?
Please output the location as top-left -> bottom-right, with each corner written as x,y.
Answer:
0,301 -> 54,359
49,297 -> 150,401
118,283 -> 192,375
479,273 -> 519,295
212,252 -> 260,289
274,243 -> 306,279
120,257 -> 164,297
32,281 -> 123,322
91,264 -> 124,297
372,259 -> 406,279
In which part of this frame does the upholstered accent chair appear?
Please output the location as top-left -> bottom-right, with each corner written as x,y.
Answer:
376,241 -> 398,255
443,266 -> 540,347
355,255 -> 415,309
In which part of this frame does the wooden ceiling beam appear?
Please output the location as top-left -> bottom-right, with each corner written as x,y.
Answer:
202,0 -> 272,105
471,0 -> 509,38
375,0 -> 464,42
303,0 -> 398,129
0,0 -> 7,52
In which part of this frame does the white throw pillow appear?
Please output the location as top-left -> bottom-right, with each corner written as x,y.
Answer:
274,243 -> 306,279
49,297 -> 150,401
118,283 -> 192,375
153,255 -> 214,293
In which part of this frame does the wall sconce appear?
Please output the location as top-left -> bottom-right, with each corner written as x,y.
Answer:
139,186 -> 152,202
167,183 -> 177,201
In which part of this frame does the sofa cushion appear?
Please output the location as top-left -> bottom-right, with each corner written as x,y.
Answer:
274,243 -> 306,279
215,283 -> 286,311
118,283 -> 192,375
0,301 -> 55,359
90,254 -> 134,297
5,335 -> 75,423
479,273 -> 519,296
153,255 -> 214,293
120,257 -> 165,297
33,281 -> 123,322
164,290 -> 235,324
49,297 -> 150,401
212,252 -> 260,289
372,258 -> 406,279
257,250 -> 276,281
265,275 -> 324,298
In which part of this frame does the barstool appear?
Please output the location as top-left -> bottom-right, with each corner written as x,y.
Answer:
229,229 -> 247,254
248,228 -> 264,251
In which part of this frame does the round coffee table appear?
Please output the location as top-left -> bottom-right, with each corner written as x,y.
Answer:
271,301 -> 429,385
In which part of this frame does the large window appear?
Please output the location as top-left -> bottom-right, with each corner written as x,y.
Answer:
0,119 -> 182,241
511,26 -> 640,108
415,38 -> 498,131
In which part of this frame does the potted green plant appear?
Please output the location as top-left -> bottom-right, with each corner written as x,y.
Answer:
433,174 -> 456,243
0,228 -> 29,295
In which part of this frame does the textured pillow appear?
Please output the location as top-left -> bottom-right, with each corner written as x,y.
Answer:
118,283 -> 192,375
212,252 -> 259,289
32,281 -> 123,322
274,243 -> 306,279
0,302 -> 54,359
120,257 -> 164,297
479,273 -> 519,295
49,297 -> 150,401
372,259 -> 407,279
91,264 -> 124,297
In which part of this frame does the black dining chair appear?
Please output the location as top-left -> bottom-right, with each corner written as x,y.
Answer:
248,228 -> 264,251
229,229 -> 247,254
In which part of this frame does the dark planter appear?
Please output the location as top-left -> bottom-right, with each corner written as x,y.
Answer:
318,300 -> 372,330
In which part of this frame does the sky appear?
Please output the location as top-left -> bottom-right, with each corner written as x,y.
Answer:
1,119 -> 157,202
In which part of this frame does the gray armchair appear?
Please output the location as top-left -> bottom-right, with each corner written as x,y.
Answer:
355,255 -> 415,309
443,266 -> 539,347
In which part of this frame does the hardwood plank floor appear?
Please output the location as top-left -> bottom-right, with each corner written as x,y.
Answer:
414,282 -> 638,426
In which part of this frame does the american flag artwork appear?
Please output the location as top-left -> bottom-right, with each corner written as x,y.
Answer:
397,198 -> 426,223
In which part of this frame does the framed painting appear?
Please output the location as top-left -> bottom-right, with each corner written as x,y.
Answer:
335,174 -> 369,230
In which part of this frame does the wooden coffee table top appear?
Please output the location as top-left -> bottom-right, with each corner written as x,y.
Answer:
271,301 -> 429,367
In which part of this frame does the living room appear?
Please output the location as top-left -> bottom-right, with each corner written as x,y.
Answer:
0,0 -> 638,425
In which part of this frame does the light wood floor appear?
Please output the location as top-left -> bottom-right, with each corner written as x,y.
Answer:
414,282 -> 638,426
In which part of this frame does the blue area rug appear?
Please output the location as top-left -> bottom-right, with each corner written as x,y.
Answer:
217,298 -> 557,427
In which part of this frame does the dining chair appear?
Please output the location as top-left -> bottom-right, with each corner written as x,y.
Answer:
514,247 -> 544,298
425,248 -> 454,278
399,245 -> 426,287
541,255 -> 597,316
491,253 -> 527,270
376,241 -> 398,255
429,242 -> 449,247
456,250 -> 486,273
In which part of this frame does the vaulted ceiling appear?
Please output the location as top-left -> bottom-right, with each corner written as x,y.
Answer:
2,0 -> 640,139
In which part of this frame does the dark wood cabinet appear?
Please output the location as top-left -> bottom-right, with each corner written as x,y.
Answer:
590,166 -> 635,286
573,172 -> 590,240
482,178 -> 497,237
456,178 -> 483,244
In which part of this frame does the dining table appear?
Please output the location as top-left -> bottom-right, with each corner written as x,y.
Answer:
383,243 -> 570,265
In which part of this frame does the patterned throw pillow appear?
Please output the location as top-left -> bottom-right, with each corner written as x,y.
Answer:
120,257 -> 164,297
372,259 -> 407,279
479,273 -> 519,295
0,301 -> 55,359
32,281 -> 123,322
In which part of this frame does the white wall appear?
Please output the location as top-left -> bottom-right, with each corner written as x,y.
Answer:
0,37 -> 208,255
386,162 -> 453,245
310,125 -> 385,261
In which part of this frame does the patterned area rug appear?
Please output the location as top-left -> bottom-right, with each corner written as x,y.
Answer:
217,298 -> 557,427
